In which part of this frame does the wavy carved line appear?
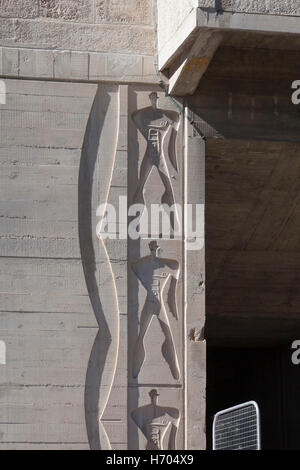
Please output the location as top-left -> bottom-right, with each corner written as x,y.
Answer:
79,84 -> 120,450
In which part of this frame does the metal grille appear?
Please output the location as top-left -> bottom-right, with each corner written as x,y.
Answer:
213,402 -> 260,450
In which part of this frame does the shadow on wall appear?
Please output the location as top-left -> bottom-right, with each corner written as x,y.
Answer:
78,86 -> 113,450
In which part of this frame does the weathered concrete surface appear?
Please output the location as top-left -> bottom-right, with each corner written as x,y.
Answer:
2,0 -> 299,452
217,0 -> 300,16
0,0 -> 39,19
0,79 -> 98,449
0,1 -> 156,84
197,7 -> 300,35
40,0 -> 94,23
168,30 -> 223,96
0,46 -> 157,84
185,124 -> 206,449
188,44 -> 300,347
205,139 -> 300,347
157,0 -> 196,54
11,21 -> 154,54
0,79 -> 206,450
0,1 -> 154,55
0,0 -> 156,86
96,0 -> 152,25
157,1 -> 300,95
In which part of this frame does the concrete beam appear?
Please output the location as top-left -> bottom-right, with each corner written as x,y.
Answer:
168,30 -> 223,96
197,8 -> 300,35
158,6 -> 300,96
158,8 -> 300,73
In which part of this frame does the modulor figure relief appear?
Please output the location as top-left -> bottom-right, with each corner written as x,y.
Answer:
132,92 -> 180,229
131,241 -> 180,380
131,389 -> 180,450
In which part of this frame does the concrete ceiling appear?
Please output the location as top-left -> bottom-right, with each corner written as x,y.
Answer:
205,138 -> 300,347
223,29 -> 300,51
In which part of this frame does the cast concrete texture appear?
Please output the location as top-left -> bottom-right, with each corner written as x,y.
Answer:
0,0 -> 156,85
187,45 -> 300,347
218,0 -> 300,15
157,0 -> 196,52
0,47 -> 157,83
1,0 -> 299,452
0,78 -> 206,450
157,1 -> 300,96
158,0 -> 300,57
0,79 -> 98,449
0,0 -> 154,54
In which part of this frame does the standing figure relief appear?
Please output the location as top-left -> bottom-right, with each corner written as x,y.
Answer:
131,389 -> 180,450
131,241 -> 180,380
132,92 -> 180,229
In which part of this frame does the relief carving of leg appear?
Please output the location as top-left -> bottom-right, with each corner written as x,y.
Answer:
132,304 -> 153,378
133,154 -> 152,206
159,317 -> 180,381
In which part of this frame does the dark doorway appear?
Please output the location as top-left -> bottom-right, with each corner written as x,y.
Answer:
207,345 -> 300,450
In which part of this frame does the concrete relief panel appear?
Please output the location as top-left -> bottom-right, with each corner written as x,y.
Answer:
131,241 -> 180,381
129,88 -> 183,235
131,389 -> 180,450
79,84 -> 205,450
128,86 -> 184,449
131,91 -> 180,230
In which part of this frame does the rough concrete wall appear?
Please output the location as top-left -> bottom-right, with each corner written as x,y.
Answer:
216,0 -> 300,16
0,78 -> 206,451
0,1 -> 206,451
157,0 -> 196,51
158,0 -> 300,55
0,0 -> 154,55
0,45 -> 157,83
0,78 -> 98,449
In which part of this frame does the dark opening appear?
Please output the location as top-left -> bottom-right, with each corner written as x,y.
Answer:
206,345 -> 300,450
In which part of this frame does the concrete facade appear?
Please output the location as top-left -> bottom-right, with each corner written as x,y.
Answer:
0,0 -> 300,451
0,0 -> 206,450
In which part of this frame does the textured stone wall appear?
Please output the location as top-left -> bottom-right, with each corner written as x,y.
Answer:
157,0 -> 196,52
0,0 -> 154,55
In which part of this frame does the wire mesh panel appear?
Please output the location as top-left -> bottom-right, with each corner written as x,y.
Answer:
213,402 -> 261,450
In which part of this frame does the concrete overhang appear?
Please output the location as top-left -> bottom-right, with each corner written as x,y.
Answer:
158,7 -> 300,96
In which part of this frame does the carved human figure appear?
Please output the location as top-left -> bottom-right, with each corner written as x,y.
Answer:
131,389 -> 180,450
131,241 -> 180,380
132,92 -> 180,229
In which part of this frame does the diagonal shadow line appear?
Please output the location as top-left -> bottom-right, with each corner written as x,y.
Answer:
78,86 -> 112,450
